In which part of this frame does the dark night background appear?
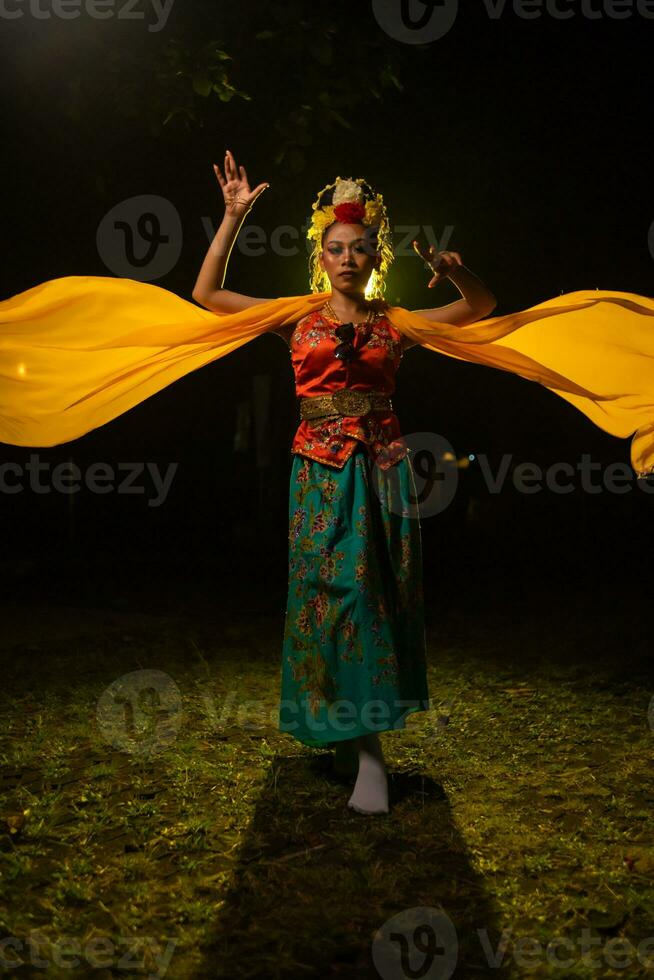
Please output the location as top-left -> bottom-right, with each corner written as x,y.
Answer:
0,0 -> 652,620
1,4 -> 654,977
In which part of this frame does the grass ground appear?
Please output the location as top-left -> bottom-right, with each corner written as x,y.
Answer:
1,566 -> 653,979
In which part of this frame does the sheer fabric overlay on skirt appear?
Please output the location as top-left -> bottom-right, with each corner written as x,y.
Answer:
278,442 -> 430,748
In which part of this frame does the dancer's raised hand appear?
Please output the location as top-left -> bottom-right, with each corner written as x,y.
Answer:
213,149 -> 269,217
412,241 -> 463,288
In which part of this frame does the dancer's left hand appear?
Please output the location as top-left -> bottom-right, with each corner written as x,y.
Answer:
412,241 -> 463,288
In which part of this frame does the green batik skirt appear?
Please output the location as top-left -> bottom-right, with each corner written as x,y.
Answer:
278,442 -> 430,748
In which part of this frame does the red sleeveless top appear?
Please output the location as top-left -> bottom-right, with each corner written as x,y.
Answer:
288,308 -> 408,470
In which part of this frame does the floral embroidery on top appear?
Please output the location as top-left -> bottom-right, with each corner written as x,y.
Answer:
290,309 -> 408,470
291,313 -> 403,362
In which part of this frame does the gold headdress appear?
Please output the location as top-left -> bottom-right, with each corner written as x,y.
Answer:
306,176 -> 394,299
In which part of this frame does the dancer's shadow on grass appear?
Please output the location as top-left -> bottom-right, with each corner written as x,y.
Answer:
202,750 -> 512,980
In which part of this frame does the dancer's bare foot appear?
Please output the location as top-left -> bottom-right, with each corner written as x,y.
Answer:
347,733 -> 389,814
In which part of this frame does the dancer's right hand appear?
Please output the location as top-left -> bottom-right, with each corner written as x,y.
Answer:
213,150 -> 269,217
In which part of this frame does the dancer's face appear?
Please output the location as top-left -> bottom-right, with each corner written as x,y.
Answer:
319,223 -> 379,292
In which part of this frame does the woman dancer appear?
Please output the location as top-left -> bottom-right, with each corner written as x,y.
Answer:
2,156 -> 653,816
192,150 -> 497,814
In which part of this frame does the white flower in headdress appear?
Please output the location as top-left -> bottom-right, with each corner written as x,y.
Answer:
332,178 -> 364,206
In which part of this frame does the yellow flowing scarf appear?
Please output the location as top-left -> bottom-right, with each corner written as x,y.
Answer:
1,275 -> 653,477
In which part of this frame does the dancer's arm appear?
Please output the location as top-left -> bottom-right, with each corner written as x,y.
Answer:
406,245 -> 497,345
192,150 -> 272,315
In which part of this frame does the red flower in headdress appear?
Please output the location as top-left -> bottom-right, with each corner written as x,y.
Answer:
333,202 -> 366,224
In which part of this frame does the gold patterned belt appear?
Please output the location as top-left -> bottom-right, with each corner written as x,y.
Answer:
299,388 -> 392,421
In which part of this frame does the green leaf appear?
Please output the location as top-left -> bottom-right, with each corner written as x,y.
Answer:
329,108 -> 352,131
192,73 -> 212,97
163,107 -> 182,125
379,66 -> 403,92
